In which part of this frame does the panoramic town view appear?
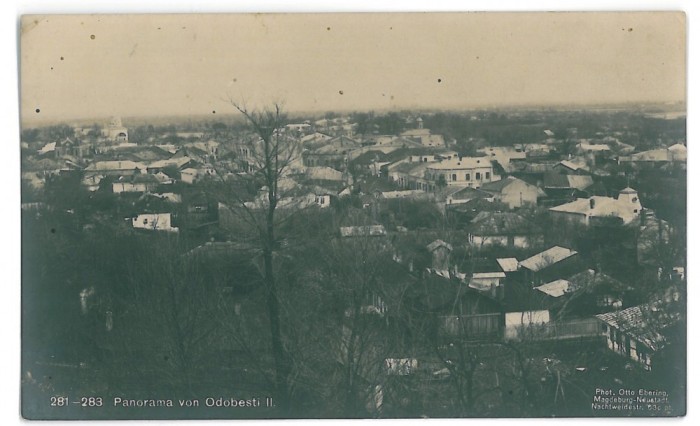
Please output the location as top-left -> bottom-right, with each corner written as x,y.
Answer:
20,14 -> 686,419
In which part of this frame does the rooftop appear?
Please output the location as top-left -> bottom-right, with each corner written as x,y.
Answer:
519,246 -> 578,272
470,212 -> 539,236
496,257 -> 519,272
549,191 -> 640,224
427,239 -> 453,252
535,279 -> 571,298
596,303 -> 681,352
427,157 -> 491,170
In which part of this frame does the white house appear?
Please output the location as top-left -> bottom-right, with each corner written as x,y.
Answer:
425,157 -> 497,188
479,176 -> 544,209
180,168 -> 199,184
131,213 -> 178,232
549,187 -> 642,226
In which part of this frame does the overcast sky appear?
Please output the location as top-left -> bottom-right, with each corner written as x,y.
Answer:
20,12 -> 685,123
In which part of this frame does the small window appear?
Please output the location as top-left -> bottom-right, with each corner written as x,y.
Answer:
451,173 -> 457,181
632,197 -> 638,203
485,172 -> 491,180
633,209 -> 638,213
476,172 -> 481,180
465,173 -> 471,181
143,218 -> 148,225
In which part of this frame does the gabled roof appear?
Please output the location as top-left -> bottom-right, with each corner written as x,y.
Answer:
391,162 -> 430,177
625,149 -> 670,162
596,303 -> 681,352
519,246 -> 578,272
480,176 -> 545,195
667,143 -> 687,153
549,193 -> 640,224
544,172 -> 593,190
437,185 -> 489,201
148,156 -> 192,169
557,159 -> 589,172
470,212 -> 539,236
535,269 -> 627,299
114,173 -> 160,185
479,176 -> 516,193
427,239 -> 453,252
567,269 -> 629,293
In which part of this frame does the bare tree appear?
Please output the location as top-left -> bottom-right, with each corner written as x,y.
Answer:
218,100 -> 298,411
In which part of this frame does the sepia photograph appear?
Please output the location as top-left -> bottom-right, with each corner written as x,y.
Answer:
19,11 -> 686,420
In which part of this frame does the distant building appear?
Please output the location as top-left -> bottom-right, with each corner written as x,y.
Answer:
427,239 -> 453,271
101,117 -> 129,141
425,157 -> 496,189
519,245 -> 580,286
468,211 -> 543,249
549,187 -> 642,226
85,160 -> 147,177
596,303 -> 682,371
131,213 -> 178,232
480,176 -> 544,209
339,225 -> 387,238
400,118 -> 445,147
112,174 -> 160,194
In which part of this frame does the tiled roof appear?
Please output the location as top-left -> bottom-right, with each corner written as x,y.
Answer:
596,304 -> 681,352
519,246 -> 577,272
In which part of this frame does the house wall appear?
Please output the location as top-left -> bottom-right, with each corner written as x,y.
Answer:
112,182 -> 150,193
132,213 -> 177,232
472,235 -> 508,247
603,325 -> 652,370
513,235 -> 536,249
550,210 -> 588,226
314,195 -> 331,208
498,180 -> 539,208
181,172 -> 197,184
470,234 -> 533,249
470,276 -> 502,291
427,165 -> 495,188
504,310 -> 551,340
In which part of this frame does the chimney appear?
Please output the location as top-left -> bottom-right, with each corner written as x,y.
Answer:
590,198 -> 595,209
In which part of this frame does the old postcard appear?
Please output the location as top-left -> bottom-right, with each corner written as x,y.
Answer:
20,12 -> 686,419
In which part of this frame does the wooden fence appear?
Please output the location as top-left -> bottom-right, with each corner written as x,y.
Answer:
441,313 -> 502,339
506,317 -> 603,341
